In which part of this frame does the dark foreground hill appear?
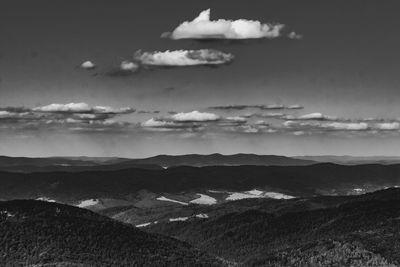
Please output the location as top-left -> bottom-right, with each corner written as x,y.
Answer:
0,163 -> 400,202
0,200 -> 222,267
148,188 -> 400,266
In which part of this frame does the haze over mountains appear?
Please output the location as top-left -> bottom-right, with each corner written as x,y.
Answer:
4,153 -> 400,174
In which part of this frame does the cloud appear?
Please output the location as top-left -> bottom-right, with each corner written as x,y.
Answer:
138,110 -> 160,114
141,118 -> 177,128
120,61 -> 139,71
171,111 -> 220,122
0,103 -> 136,134
80,61 -> 96,69
288,32 -> 303,40
256,112 -> 285,118
134,49 -> 234,66
293,131 -> 306,136
282,120 -> 370,132
0,111 -> 11,117
106,61 -> 140,77
33,103 -> 134,114
163,9 -> 285,40
323,122 -> 369,131
141,117 -> 203,132
288,112 -> 337,121
209,104 -> 303,111
209,105 -> 254,110
225,116 -> 247,122
287,104 -> 304,110
374,122 -> 400,130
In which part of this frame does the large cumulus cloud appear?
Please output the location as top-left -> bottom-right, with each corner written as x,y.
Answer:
163,9 -> 285,40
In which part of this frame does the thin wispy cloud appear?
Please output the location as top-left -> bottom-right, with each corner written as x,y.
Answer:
209,104 -> 304,111
33,103 -> 134,114
284,112 -> 338,121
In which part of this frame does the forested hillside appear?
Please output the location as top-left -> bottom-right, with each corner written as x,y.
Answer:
148,188 -> 400,266
0,200 -> 222,266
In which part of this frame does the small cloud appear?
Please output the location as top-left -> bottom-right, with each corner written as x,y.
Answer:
164,9 -> 285,40
141,117 -> 203,132
209,104 -> 303,111
324,122 -> 369,131
225,116 -> 247,122
241,125 -> 260,133
374,122 -> 400,130
210,105 -> 253,110
171,111 -> 220,122
134,49 -> 234,66
138,110 -> 160,114
33,103 -> 91,113
287,104 -> 304,110
106,61 -> 140,77
288,32 -> 303,40
293,131 -> 306,136
80,61 -> 96,70
259,104 -> 285,110
285,112 -> 337,121
298,113 -> 337,121
33,103 -> 134,114
141,118 -> 176,128
257,112 -> 285,118
120,61 -> 139,71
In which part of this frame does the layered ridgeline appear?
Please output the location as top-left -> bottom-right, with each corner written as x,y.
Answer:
0,163 -> 400,202
0,200 -> 222,266
146,188 -> 400,267
5,154 -> 400,173
0,154 -> 315,172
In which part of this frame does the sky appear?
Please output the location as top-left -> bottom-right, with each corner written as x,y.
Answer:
1,0 -> 400,157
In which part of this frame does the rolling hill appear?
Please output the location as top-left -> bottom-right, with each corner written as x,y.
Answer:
0,200 -> 222,266
147,188 -> 400,266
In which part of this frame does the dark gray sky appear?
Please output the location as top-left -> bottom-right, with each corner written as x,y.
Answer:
1,0 -> 400,157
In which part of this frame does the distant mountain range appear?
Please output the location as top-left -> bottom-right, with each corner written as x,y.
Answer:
0,163 -> 399,203
3,154 -> 400,173
0,154 -> 316,172
296,155 -> 400,165
126,153 -> 316,167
